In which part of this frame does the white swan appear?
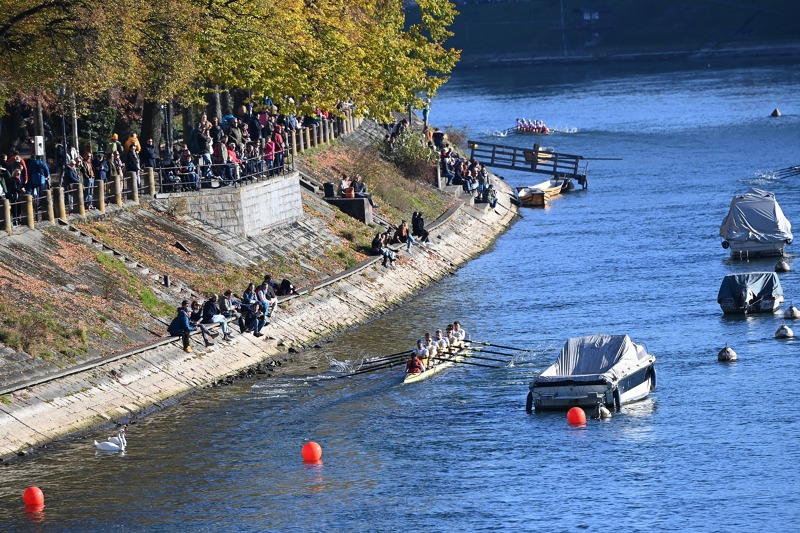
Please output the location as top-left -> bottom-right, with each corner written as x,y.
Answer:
107,425 -> 127,446
95,428 -> 126,452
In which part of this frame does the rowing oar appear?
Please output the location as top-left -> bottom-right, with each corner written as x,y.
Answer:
466,341 -> 528,352
460,352 -> 512,364
361,350 -> 412,366
430,356 -> 499,369
472,347 -> 520,357
337,358 -> 406,378
579,157 -> 623,161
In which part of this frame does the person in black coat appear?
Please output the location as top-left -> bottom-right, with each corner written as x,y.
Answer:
411,212 -> 431,245
140,138 -> 159,170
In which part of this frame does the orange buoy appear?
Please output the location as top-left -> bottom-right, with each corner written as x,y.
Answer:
22,486 -> 44,506
301,441 -> 322,462
567,407 -> 586,425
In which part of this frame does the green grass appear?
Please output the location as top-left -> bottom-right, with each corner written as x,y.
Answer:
95,252 -> 173,317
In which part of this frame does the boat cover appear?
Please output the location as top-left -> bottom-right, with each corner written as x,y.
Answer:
719,188 -> 793,243
717,272 -> 783,304
536,334 -> 651,383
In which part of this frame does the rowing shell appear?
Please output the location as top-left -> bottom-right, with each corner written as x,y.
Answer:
402,346 -> 471,384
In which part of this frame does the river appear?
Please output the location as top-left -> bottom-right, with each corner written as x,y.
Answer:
2,59 -> 800,532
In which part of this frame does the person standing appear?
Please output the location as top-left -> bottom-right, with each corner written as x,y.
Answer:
27,155 -> 49,213
140,138 -> 158,172
76,149 -> 95,210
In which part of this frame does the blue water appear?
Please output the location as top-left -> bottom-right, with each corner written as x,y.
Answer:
2,60 -> 800,532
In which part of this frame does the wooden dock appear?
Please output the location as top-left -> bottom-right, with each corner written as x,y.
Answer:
467,140 -> 589,188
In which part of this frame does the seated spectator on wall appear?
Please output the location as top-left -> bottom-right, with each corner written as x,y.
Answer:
242,302 -> 267,336
256,280 -> 278,317
411,212 -> 431,245
432,127 -> 445,150
178,150 -> 200,190
392,220 -> 415,253
277,278 -> 299,296
371,231 -> 396,268
352,174 -> 375,208
339,174 -> 352,197
201,294 -> 232,341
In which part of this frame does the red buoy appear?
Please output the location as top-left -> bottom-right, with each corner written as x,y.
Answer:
22,486 -> 44,506
567,407 -> 586,425
301,441 -> 322,462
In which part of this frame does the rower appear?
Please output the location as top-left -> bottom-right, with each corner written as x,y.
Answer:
434,329 -> 451,358
453,320 -> 467,345
408,340 -> 428,373
446,324 -> 458,348
423,332 -> 439,366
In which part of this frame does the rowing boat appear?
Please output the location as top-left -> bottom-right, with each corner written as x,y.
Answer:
514,178 -> 570,207
402,345 -> 470,384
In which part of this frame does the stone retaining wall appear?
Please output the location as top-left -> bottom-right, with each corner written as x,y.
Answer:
0,172 -> 517,461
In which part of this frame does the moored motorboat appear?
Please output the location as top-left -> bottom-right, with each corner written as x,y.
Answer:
526,334 -> 656,412
717,272 -> 784,314
403,345 -> 471,384
720,188 -> 793,258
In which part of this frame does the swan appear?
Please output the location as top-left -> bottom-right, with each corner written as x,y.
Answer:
107,425 -> 127,446
95,428 -> 126,452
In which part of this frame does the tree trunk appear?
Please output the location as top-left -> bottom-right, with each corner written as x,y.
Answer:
182,105 -> 193,146
70,90 -> 79,152
0,102 -> 22,154
140,100 -> 163,155
207,86 -> 221,120
220,90 -> 231,116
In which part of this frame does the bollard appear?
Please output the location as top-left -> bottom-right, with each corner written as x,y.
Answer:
4,198 -> 11,234
76,183 -> 86,217
114,175 -> 123,207
98,181 -> 106,214
291,129 -> 298,158
45,189 -> 54,223
25,194 -> 34,229
313,124 -> 319,147
55,187 -> 66,220
164,274 -> 171,287
146,168 -> 156,197
129,171 -> 139,203
298,128 -> 305,152
304,127 -> 311,151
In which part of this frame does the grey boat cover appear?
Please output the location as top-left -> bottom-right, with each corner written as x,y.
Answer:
719,188 -> 793,243
717,272 -> 783,303
536,334 -> 651,383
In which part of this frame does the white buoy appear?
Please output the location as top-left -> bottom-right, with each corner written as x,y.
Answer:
785,305 -> 800,319
771,108 -> 782,117
775,324 -> 794,339
718,344 -> 737,362
776,261 -> 791,273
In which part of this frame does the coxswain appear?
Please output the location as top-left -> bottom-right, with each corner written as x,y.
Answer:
407,340 -> 428,373
406,349 -> 426,374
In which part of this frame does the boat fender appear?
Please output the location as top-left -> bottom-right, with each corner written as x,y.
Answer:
776,261 -> 791,273
721,241 -> 730,249
613,388 -> 621,412
717,344 -> 737,362
525,391 -> 533,413
649,365 -> 657,391
771,108 -> 782,118
784,305 -> 800,319
775,324 -> 794,339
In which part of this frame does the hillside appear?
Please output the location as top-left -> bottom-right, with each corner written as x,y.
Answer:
418,0 -> 800,66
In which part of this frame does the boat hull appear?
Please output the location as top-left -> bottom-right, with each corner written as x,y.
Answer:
529,363 -> 656,411
719,295 -> 783,314
726,240 -> 787,258
402,347 -> 470,384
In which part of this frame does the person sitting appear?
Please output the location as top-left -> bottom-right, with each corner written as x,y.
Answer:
453,320 -> 467,345
392,220 -> 415,253
277,278 -> 299,296
446,323 -> 457,347
339,174 -> 352,197
242,301 -> 267,336
178,151 -> 200,191
352,175 -> 375,207
186,300 -> 220,348
482,185 -> 498,209
435,329 -> 450,355
201,294 -> 232,341
219,289 -> 241,318
406,341 -> 428,373
256,280 -> 278,318
431,127 -> 445,151
168,301 -> 215,352
411,212 -> 431,245
423,332 -> 439,366
371,231 -> 396,268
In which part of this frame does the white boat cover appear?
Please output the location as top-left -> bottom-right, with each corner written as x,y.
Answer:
536,334 -> 651,384
719,188 -> 793,243
717,272 -> 783,303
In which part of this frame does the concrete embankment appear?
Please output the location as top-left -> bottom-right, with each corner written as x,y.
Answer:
0,175 -> 517,460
